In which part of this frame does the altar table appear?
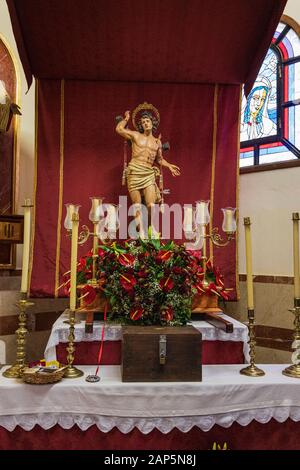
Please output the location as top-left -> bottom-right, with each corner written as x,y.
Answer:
44,312 -> 250,365
0,364 -> 300,450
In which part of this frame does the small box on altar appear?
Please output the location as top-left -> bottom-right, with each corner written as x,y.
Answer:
122,325 -> 202,382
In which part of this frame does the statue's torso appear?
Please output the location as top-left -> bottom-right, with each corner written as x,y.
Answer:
131,133 -> 159,167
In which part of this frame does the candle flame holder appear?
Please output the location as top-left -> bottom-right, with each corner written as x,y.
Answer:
282,297 -> 300,379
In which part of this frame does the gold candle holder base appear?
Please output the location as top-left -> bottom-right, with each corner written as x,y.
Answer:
2,363 -> 25,379
240,364 -> 265,377
63,365 -> 84,379
3,297 -> 34,379
282,364 -> 300,379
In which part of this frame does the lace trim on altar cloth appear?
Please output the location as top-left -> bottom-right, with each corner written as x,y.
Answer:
0,406 -> 299,433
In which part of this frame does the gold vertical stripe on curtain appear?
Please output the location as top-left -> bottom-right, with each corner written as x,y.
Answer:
209,84 -> 218,260
235,84 -> 243,300
54,80 -> 65,297
28,79 -> 39,295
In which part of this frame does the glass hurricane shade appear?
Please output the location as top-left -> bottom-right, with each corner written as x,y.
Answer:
64,204 -> 81,230
89,197 -> 104,223
222,207 -> 237,233
195,200 -> 210,225
95,204 -> 119,240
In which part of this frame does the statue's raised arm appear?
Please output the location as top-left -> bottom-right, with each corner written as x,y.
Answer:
115,110 -> 137,141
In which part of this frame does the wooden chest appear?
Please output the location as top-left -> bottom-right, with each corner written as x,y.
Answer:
122,325 -> 202,382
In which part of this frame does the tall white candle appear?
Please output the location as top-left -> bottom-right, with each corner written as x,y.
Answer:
21,199 -> 32,294
70,213 -> 79,311
293,213 -> 300,298
244,217 -> 254,310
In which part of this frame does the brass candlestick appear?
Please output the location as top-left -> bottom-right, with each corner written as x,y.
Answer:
240,308 -> 265,377
63,309 -> 84,379
3,294 -> 34,379
282,298 -> 300,378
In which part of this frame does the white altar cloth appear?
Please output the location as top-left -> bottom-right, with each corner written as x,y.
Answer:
0,364 -> 299,433
44,311 -> 250,362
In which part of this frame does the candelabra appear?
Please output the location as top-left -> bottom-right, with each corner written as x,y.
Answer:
3,294 -> 34,379
240,308 -> 265,377
240,217 -> 265,377
183,200 -> 236,281
3,198 -> 34,379
283,213 -> 300,378
63,211 -> 83,378
282,298 -> 300,378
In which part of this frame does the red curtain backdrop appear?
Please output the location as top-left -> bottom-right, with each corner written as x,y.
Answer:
29,80 -> 240,299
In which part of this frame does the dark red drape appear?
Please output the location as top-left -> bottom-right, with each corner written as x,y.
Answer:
30,80 -> 240,298
7,0 -> 287,95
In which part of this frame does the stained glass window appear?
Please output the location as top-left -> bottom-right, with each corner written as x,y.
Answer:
240,19 -> 300,167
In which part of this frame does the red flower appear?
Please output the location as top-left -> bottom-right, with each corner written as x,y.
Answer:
156,250 -> 173,263
80,284 -> 97,304
187,249 -> 202,261
130,307 -> 143,321
137,270 -> 148,278
78,257 -> 87,271
98,248 -> 106,258
161,306 -> 174,322
220,289 -> 230,300
120,273 -> 137,291
63,278 -> 71,296
172,266 -> 183,275
159,276 -> 174,292
118,253 -> 135,266
206,260 -> 213,271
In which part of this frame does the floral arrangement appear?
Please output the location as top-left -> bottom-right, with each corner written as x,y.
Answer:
63,238 -> 229,326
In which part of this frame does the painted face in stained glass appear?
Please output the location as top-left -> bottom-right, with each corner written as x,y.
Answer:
241,49 -> 278,142
240,21 -> 300,166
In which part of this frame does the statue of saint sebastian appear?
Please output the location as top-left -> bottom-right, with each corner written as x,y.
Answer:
116,103 -> 180,236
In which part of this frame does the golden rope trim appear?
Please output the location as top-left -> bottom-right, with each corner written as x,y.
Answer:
28,79 -> 39,296
235,84 -> 243,300
132,101 -> 160,130
54,80 -> 65,297
209,84 -> 219,260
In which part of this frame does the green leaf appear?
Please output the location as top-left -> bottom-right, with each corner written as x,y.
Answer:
150,238 -> 161,250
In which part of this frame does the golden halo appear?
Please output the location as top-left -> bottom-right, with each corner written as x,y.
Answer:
132,102 -> 160,131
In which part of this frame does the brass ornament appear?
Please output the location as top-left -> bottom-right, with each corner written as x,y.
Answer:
240,309 -> 265,377
3,297 -> 34,379
132,102 -> 160,131
63,309 -> 84,379
282,298 -> 300,378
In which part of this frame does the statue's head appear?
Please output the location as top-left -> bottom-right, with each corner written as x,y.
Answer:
138,111 -> 159,133
132,102 -> 160,134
